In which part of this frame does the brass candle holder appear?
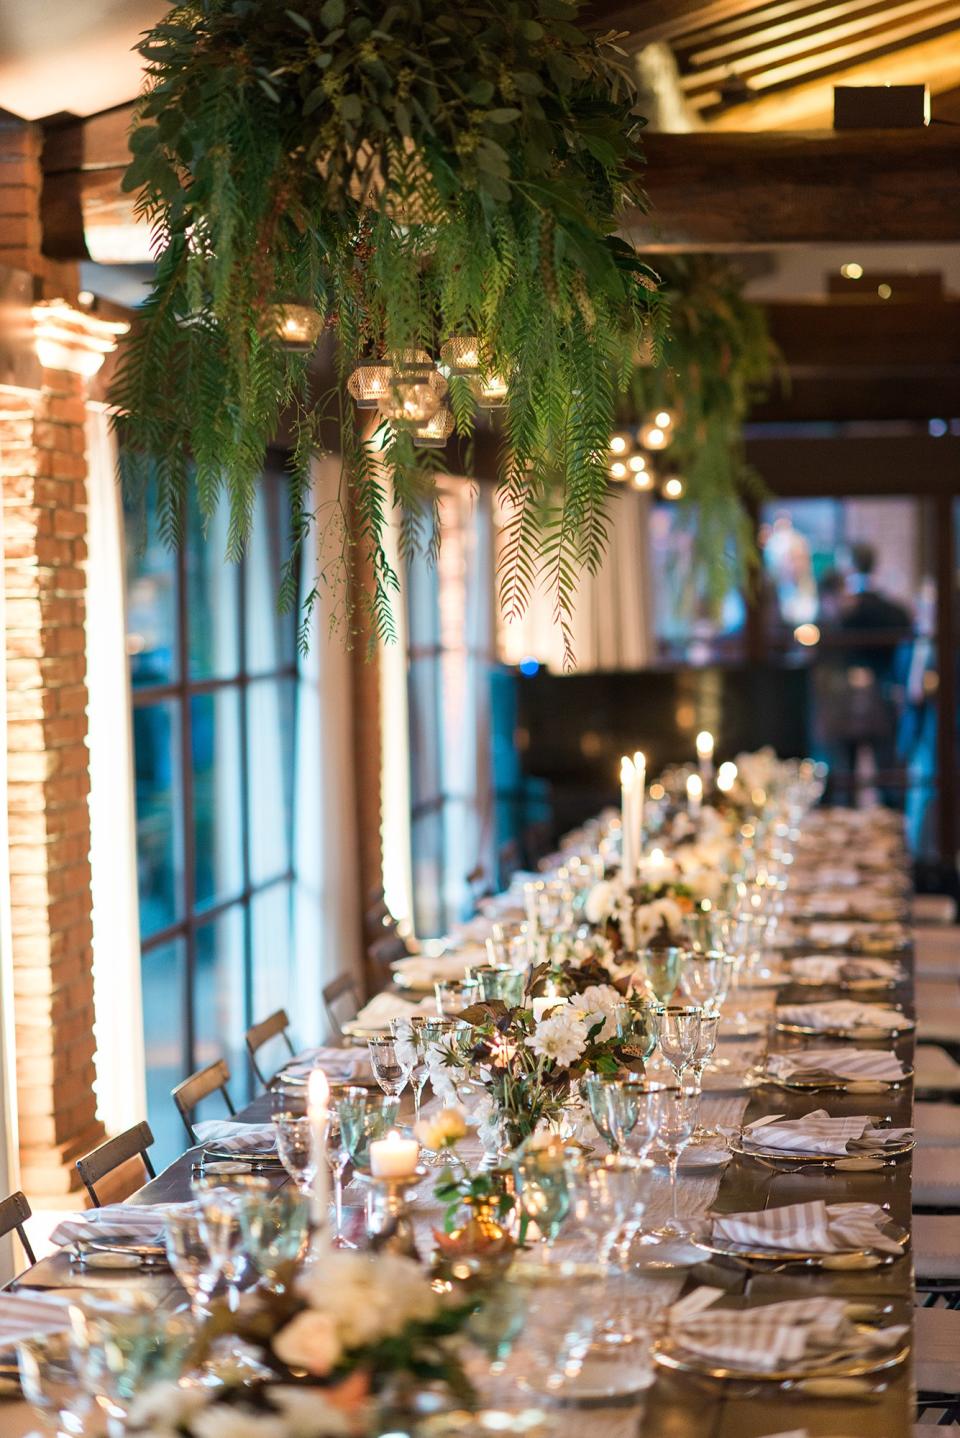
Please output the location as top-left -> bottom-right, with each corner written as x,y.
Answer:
359,1168 -> 426,1260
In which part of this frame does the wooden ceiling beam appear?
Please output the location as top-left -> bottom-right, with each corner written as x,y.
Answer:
676,0 -> 843,49
627,129 -> 960,247
684,0 -> 939,69
584,0 -> 770,45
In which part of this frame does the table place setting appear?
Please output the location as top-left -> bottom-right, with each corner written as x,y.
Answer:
654,1290 -> 910,1383
192,1120 -> 284,1168
343,990 -> 437,1038
784,956 -> 906,989
764,1046 -> 911,1091
694,1200 -> 907,1267
775,999 -> 914,1039
731,1111 -> 914,1166
273,1046 -> 375,1087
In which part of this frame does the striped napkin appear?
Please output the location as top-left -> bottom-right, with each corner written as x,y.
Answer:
710,1200 -> 903,1256
280,1047 -> 372,1082
351,992 -> 435,1030
193,1120 -> 276,1153
777,1000 -> 907,1032
767,1047 -> 907,1083
0,1292 -> 73,1342
742,1110 -> 912,1156
669,1291 -> 907,1373
391,952 -> 481,988
787,956 -> 901,985
50,1202 -> 193,1248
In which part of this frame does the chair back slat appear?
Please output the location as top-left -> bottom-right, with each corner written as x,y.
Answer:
0,1190 -> 36,1267
76,1122 -> 156,1207
245,1010 -> 295,1088
171,1059 -> 235,1139
322,973 -> 361,1037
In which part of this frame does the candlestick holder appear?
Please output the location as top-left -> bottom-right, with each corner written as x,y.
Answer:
359,1168 -> 426,1259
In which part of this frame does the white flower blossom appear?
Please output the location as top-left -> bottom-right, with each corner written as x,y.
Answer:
584,880 -> 614,926
575,983 -> 622,1040
128,1383 -> 212,1431
296,1250 -> 437,1352
415,1106 -> 468,1150
267,1386 -> 359,1438
273,1309 -> 341,1376
526,1009 -> 589,1067
192,1406 -> 289,1438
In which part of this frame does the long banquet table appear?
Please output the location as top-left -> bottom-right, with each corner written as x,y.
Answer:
3,820 -> 920,1438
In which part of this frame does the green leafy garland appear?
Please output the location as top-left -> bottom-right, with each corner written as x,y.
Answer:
112,0 -> 659,652
628,255 -> 778,600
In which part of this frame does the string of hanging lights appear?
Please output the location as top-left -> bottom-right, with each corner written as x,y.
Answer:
606,411 -> 680,497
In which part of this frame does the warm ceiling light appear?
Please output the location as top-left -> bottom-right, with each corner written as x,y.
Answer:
627,454 -> 647,473
439,335 -> 482,373
411,406 -> 455,448
267,302 -> 324,352
640,421 -> 669,450
347,360 -> 392,408
662,476 -> 684,500
609,432 -> 630,455
654,409 -> 674,429
793,622 -> 821,647
877,283 -> 893,300
840,262 -> 863,280
609,461 -> 628,481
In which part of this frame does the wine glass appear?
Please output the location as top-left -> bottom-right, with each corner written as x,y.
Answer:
389,1017 -> 429,1121
367,1034 -> 412,1097
583,1074 -> 638,1153
163,1208 -> 221,1319
578,1154 -> 651,1344
192,1175 -> 269,1311
637,946 -> 682,1005
238,1188 -> 310,1291
16,1330 -> 96,1438
434,978 -> 480,1017
272,1111 -> 316,1195
70,1295 -> 194,1438
515,1147 -> 570,1261
620,1079 -> 669,1164
323,1108 -> 352,1244
654,1005 -> 702,1085
680,950 -> 734,1017
651,1086 -> 701,1238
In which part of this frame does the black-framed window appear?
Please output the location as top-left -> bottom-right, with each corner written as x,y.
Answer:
125,458 -> 299,1166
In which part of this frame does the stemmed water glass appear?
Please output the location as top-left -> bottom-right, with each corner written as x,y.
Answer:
163,1208 -> 222,1319
654,1005 -> 702,1086
569,1153 -> 651,1345
192,1174 -> 269,1311
238,1187 -> 310,1291
390,1017 -> 430,1121
70,1295 -> 195,1438
651,1086 -> 701,1238
680,950 -> 734,1017
323,1108 -> 352,1244
583,1074 -> 639,1153
337,1087 -> 400,1170
272,1111 -> 316,1195
637,947 -> 683,1006
434,978 -> 480,1017
515,1147 -> 570,1261
16,1330 -> 97,1438
367,1034 -> 413,1098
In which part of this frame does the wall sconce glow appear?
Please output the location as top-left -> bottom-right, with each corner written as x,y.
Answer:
32,300 -> 129,377
716,760 -> 738,793
793,622 -> 821,647
662,476 -> 684,500
654,409 -> 674,429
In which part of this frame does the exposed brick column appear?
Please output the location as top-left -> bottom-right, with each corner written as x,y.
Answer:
1,371 -> 105,1200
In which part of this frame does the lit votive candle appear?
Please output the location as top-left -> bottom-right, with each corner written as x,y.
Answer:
531,994 -> 568,1023
686,771 -> 703,820
369,1129 -> 420,1178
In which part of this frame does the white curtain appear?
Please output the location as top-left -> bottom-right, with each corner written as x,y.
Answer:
84,405 -> 146,1134
497,485 -> 654,672
292,456 -> 362,1040
0,423 -> 20,1280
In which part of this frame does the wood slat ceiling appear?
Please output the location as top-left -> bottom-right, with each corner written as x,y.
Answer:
592,0 -> 960,128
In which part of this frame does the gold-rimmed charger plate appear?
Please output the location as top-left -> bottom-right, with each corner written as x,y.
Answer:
775,1014 -> 914,1040
729,1133 -> 915,1166
691,1217 -> 908,1268
652,1327 -> 910,1383
199,1146 -> 284,1166
763,1065 -> 912,1093
786,971 -> 905,992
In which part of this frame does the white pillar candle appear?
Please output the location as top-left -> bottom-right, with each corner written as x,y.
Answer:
632,750 -> 646,858
369,1129 -> 420,1178
620,756 -> 636,886
531,994 -> 569,1023
686,772 -> 703,821
695,731 -> 715,788
307,1068 -> 331,1233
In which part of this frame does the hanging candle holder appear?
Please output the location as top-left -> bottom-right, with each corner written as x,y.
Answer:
347,359 -> 393,409
376,350 -> 447,426
265,301 -> 325,352
467,372 -> 509,408
439,335 -> 482,375
411,406 -> 455,449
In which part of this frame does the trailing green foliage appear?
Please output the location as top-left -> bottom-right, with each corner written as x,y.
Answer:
628,255 -> 778,604
112,0 -> 658,656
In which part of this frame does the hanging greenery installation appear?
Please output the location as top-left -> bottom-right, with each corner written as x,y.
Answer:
112,0 -> 659,654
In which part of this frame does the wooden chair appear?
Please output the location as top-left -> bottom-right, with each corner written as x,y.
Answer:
0,1191 -> 36,1267
367,933 -> 410,988
245,1010 -> 296,1088
171,1059 -> 236,1140
322,973 -> 361,1038
76,1122 -> 156,1207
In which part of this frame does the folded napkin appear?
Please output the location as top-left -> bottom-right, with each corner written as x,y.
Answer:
280,1047 -> 372,1082
391,952 -> 477,988
351,992 -> 435,1030
50,1201 -> 193,1249
193,1120 -> 277,1153
777,999 -> 907,1032
0,1292 -> 73,1342
742,1109 -> 912,1157
805,922 -> 855,947
787,956 -> 900,985
668,1290 -> 907,1374
767,1046 -> 907,1083
710,1200 -> 902,1256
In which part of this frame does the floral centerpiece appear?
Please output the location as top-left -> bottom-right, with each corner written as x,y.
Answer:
583,873 -> 688,951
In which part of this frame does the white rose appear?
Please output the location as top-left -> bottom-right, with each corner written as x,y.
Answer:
576,983 -> 622,1041
266,1386 -> 358,1438
273,1309 -> 341,1376
128,1383 -> 212,1431
192,1406 -> 289,1438
653,897 -> 684,935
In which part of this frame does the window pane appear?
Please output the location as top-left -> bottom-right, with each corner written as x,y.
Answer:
251,882 -> 294,1069
246,475 -> 296,675
649,503 -> 746,663
191,690 -> 244,910
247,677 -> 296,885
125,493 -> 178,689
186,491 -> 241,680
194,906 -> 248,1105
141,937 -> 186,1172
133,699 -> 183,937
